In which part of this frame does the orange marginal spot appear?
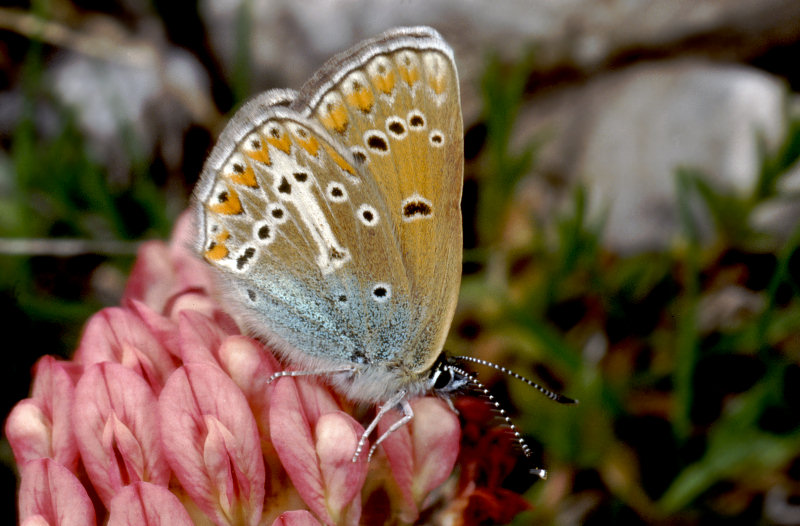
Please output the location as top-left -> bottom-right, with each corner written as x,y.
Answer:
346,85 -> 374,113
243,142 -> 271,166
399,65 -> 420,86
204,230 -> 230,261
295,132 -> 320,157
229,162 -> 258,188
266,130 -> 292,154
208,184 -> 243,215
319,102 -> 349,134
373,71 -> 396,94
430,73 -> 446,95
323,144 -> 356,176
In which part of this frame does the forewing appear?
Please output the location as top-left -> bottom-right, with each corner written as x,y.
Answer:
297,27 -> 464,372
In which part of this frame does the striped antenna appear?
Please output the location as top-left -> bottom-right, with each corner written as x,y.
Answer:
450,364 -> 548,479
453,355 -> 578,405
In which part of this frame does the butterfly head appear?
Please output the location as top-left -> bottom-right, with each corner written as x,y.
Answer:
427,353 -> 471,395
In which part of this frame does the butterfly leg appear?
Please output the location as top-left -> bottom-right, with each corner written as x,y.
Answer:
366,398 -> 413,462
441,395 -> 459,415
352,389 -> 407,462
265,367 -> 356,384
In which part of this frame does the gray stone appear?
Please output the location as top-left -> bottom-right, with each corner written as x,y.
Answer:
199,0 -> 800,122
518,61 -> 788,251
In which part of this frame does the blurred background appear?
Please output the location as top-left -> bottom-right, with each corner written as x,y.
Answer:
2,1 -> 800,524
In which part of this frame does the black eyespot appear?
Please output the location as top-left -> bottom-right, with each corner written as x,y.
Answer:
270,127 -> 280,138
247,289 -> 256,302
409,115 -> 424,127
338,295 -> 347,302
250,139 -> 260,149
271,208 -> 284,219
403,200 -> 432,218
433,367 -> 452,390
236,247 -> 256,270
431,134 -> 443,144
367,135 -> 388,152
388,121 -> 405,135
370,283 -> 391,302
358,205 -> 379,226
278,177 -> 291,194
331,187 -> 343,197
218,191 -> 228,203
293,172 -> 308,182
233,163 -> 245,173
352,150 -> 367,164
257,225 -> 270,240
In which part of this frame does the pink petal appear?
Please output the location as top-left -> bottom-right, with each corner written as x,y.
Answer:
270,378 -> 365,526
381,398 -> 460,514
270,379 -> 326,520
315,413 -> 367,525
378,409 -> 415,516
107,481 -> 193,526
159,363 -> 264,526
294,376 -> 342,422
126,299 -> 181,358
168,211 -> 218,293
123,240 -> 174,311
408,398 -> 460,495
21,516 -> 51,526
167,289 -> 225,322
74,307 -> 177,392
73,362 -> 168,507
217,336 -> 280,396
271,510 -> 322,526
122,211 -> 217,311
216,335 -> 281,436
6,401 -> 51,465
6,357 -> 78,471
177,310 -> 236,366
19,458 -> 96,526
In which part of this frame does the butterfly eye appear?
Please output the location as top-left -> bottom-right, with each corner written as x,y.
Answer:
432,367 -> 452,390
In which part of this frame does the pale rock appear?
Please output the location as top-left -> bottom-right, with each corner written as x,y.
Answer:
519,61 -> 787,251
199,0 -> 800,123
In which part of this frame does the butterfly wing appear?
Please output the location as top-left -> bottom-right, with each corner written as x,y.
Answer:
297,27 -> 463,374
193,27 -> 462,398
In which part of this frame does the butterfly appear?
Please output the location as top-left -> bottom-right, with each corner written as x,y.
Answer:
193,26 -> 573,471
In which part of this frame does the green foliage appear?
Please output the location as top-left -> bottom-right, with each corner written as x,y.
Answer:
477,50 -> 543,245
1,32 -> 173,345
455,50 -> 800,524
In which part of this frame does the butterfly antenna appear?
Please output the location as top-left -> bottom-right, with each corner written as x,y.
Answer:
453,356 -> 578,405
451,365 -> 547,478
